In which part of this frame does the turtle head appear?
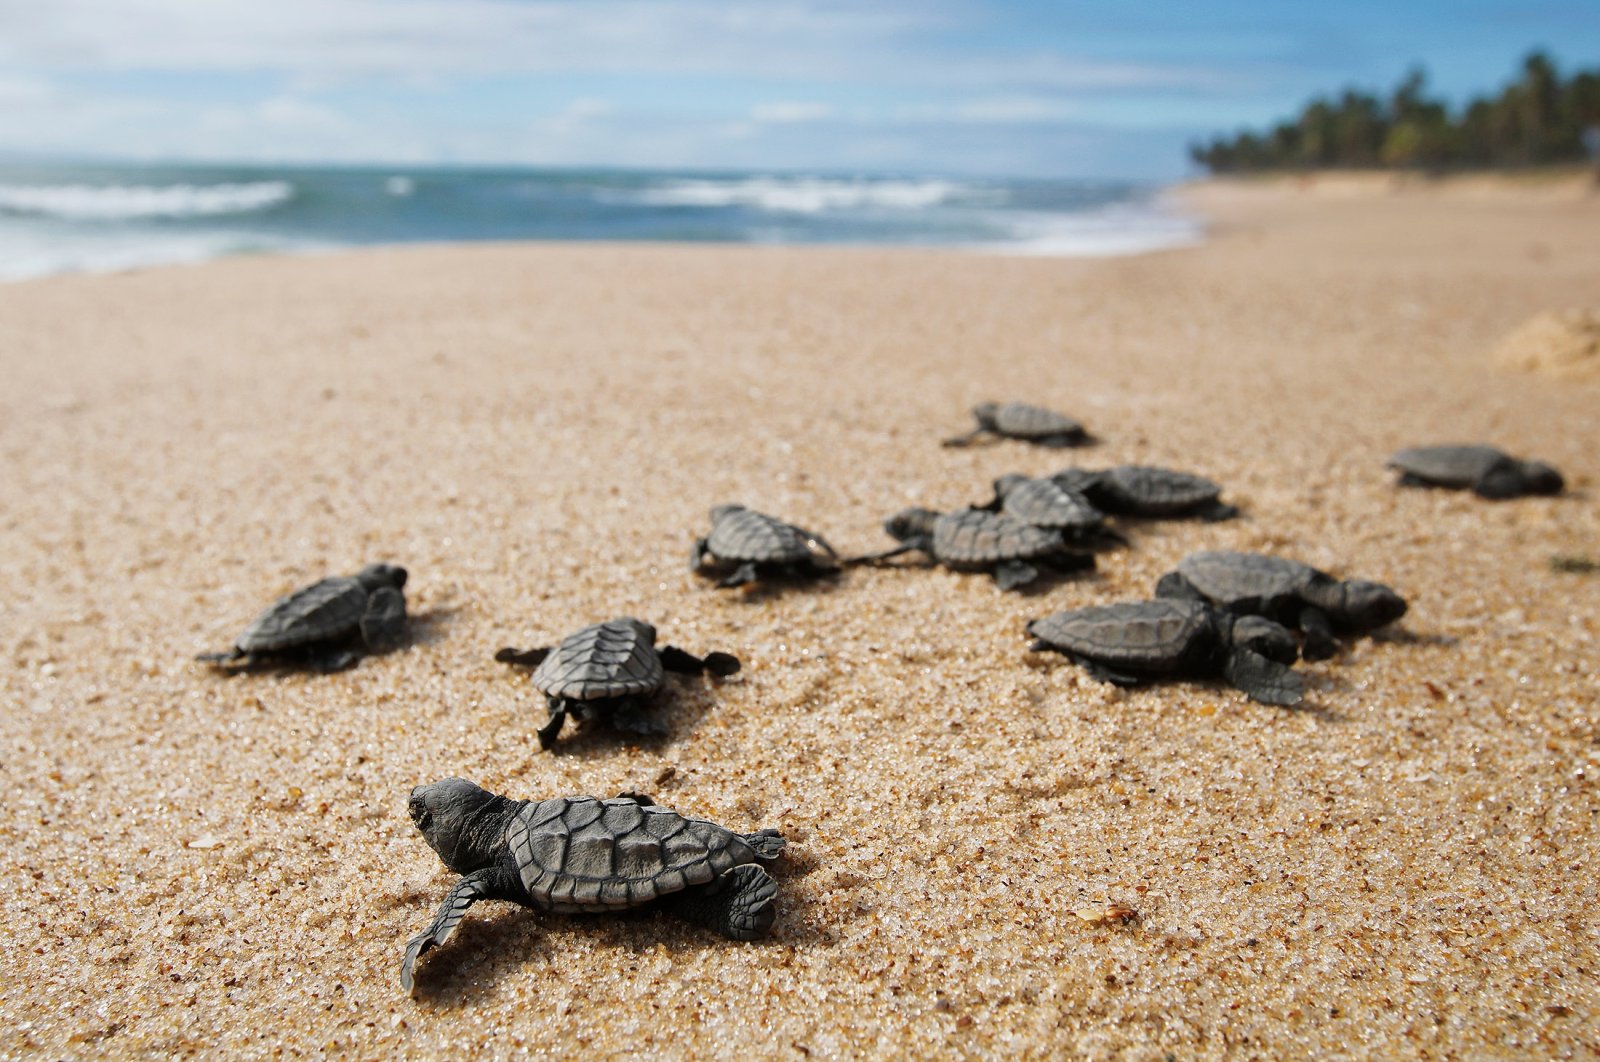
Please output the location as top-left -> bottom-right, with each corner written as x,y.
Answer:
1517,460 -> 1565,496
709,503 -> 746,524
356,564 -> 408,591
409,778 -> 512,873
1333,580 -> 1408,633
883,508 -> 938,543
1228,615 -> 1299,665
971,402 -> 1001,428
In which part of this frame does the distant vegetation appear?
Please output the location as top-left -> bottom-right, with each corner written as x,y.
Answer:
1191,52 -> 1600,173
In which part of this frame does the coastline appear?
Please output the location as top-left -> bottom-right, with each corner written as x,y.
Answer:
2,180 -> 1598,1057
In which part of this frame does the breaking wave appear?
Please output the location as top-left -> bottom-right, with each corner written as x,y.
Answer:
628,176 -> 985,214
0,180 -> 295,221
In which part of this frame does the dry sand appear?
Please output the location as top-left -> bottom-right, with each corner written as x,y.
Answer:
2,176 -> 1598,1058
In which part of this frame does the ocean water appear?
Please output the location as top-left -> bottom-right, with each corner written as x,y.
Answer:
0,162 -> 1201,281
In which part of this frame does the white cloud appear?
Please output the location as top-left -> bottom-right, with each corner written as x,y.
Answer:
952,97 -> 1084,124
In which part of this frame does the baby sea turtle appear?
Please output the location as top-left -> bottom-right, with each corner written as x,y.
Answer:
196,563 -> 407,672
690,504 -> 840,588
1387,445 -> 1564,499
983,474 -> 1108,539
495,617 -> 740,748
1053,465 -> 1238,521
1155,551 -> 1407,661
856,507 -> 1095,590
401,779 -> 786,992
943,402 -> 1090,448
1027,599 -> 1303,706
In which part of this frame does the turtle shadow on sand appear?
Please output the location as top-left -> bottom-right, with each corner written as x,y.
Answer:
712,568 -> 847,604
1367,625 -> 1457,649
529,681 -> 734,760
403,604 -> 465,648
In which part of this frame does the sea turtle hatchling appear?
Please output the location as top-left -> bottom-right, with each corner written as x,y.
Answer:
1155,550 -> 1408,661
690,504 -> 840,588
942,402 -> 1091,448
982,474 -> 1109,540
854,507 -> 1095,590
1027,599 -> 1303,706
196,563 -> 407,672
401,779 -> 786,992
1387,445 -> 1564,499
495,618 -> 740,748
1052,465 -> 1239,521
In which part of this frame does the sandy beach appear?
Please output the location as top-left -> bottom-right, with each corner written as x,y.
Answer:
3,175 -> 1598,1057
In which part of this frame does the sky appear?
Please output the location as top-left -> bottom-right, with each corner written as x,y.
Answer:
1,0 -> 1597,179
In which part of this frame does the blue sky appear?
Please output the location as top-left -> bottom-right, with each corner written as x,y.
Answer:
1,0 -> 1597,178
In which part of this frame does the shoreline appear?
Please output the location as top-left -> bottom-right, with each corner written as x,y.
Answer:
3,180 -> 1597,1057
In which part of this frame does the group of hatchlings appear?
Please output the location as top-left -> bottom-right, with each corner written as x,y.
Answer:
196,401 -> 1566,993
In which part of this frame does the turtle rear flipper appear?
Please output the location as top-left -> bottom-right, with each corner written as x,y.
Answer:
664,863 -> 780,941
992,560 -> 1039,590
536,701 -> 568,750
1223,649 -> 1303,707
717,562 -> 760,589
401,865 -> 520,993
360,586 -> 407,653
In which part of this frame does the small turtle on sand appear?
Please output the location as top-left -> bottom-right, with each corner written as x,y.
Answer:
1053,465 -> 1238,521
1027,599 -> 1303,706
495,618 -> 740,748
1387,445 -> 1564,499
196,563 -> 407,672
1155,551 -> 1407,661
690,504 -> 840,588
943,402 -> 1091,448
982,474 -> 1109,540
401,779 -> 786,992
855,507 -> 1095,590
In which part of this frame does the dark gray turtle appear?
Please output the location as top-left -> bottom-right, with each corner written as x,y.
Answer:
942,401 -> 1091,448
196,562 -> 407,672
1155,550 -> 1407,661
1388,445 -> 1564,499
1027,599 -> 1303,706
401,779 -> 786,992
983,474 -> 1109,540
853,507 -> 1094,590
495,617 -> 740,748
1053,465 -> 1238,521
690,504 -> 839,588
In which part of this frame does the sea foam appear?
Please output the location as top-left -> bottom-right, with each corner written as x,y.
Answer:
630,176 -> 982,213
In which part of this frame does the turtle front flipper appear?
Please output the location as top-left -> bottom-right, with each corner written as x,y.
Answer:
1195,500 -> 1240,522
941,428 -> 984,448
1077,657 -> 1145,688
664,863 -> 780,941
196,647 -> 248,667
401,866 -> 520,993
360,586 -> 407,653
992,560 -> 1039,591
1222,649 -> 1304,707
536,699 -> 569,750
843,543 -> 916,566
495,646 -> 552,668
689,537 -> 712,574
1474,465 -> 1526,499
717,562 -> 760,589
659,645 -> 741,677
1296,606 -> 1339,662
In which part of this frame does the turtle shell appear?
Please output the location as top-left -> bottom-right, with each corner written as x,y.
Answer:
997,477 -> 1104,533
933,509 -> 1066,565
508,796 -> 760,911
1028,599 -> 1219,672
1067,465 -> 1222,516
235,575 -> 369,652
531,618 -> 664,701
706,505 -> 823,563
989,402 -> 1084,439
1174,551 -> 1322,610
1387,445 -> 1512,487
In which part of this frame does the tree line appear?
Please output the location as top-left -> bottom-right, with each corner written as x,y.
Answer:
1191,52 -> 1600,173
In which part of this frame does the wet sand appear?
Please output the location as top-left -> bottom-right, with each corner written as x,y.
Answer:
2,175 -> 1598,1057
